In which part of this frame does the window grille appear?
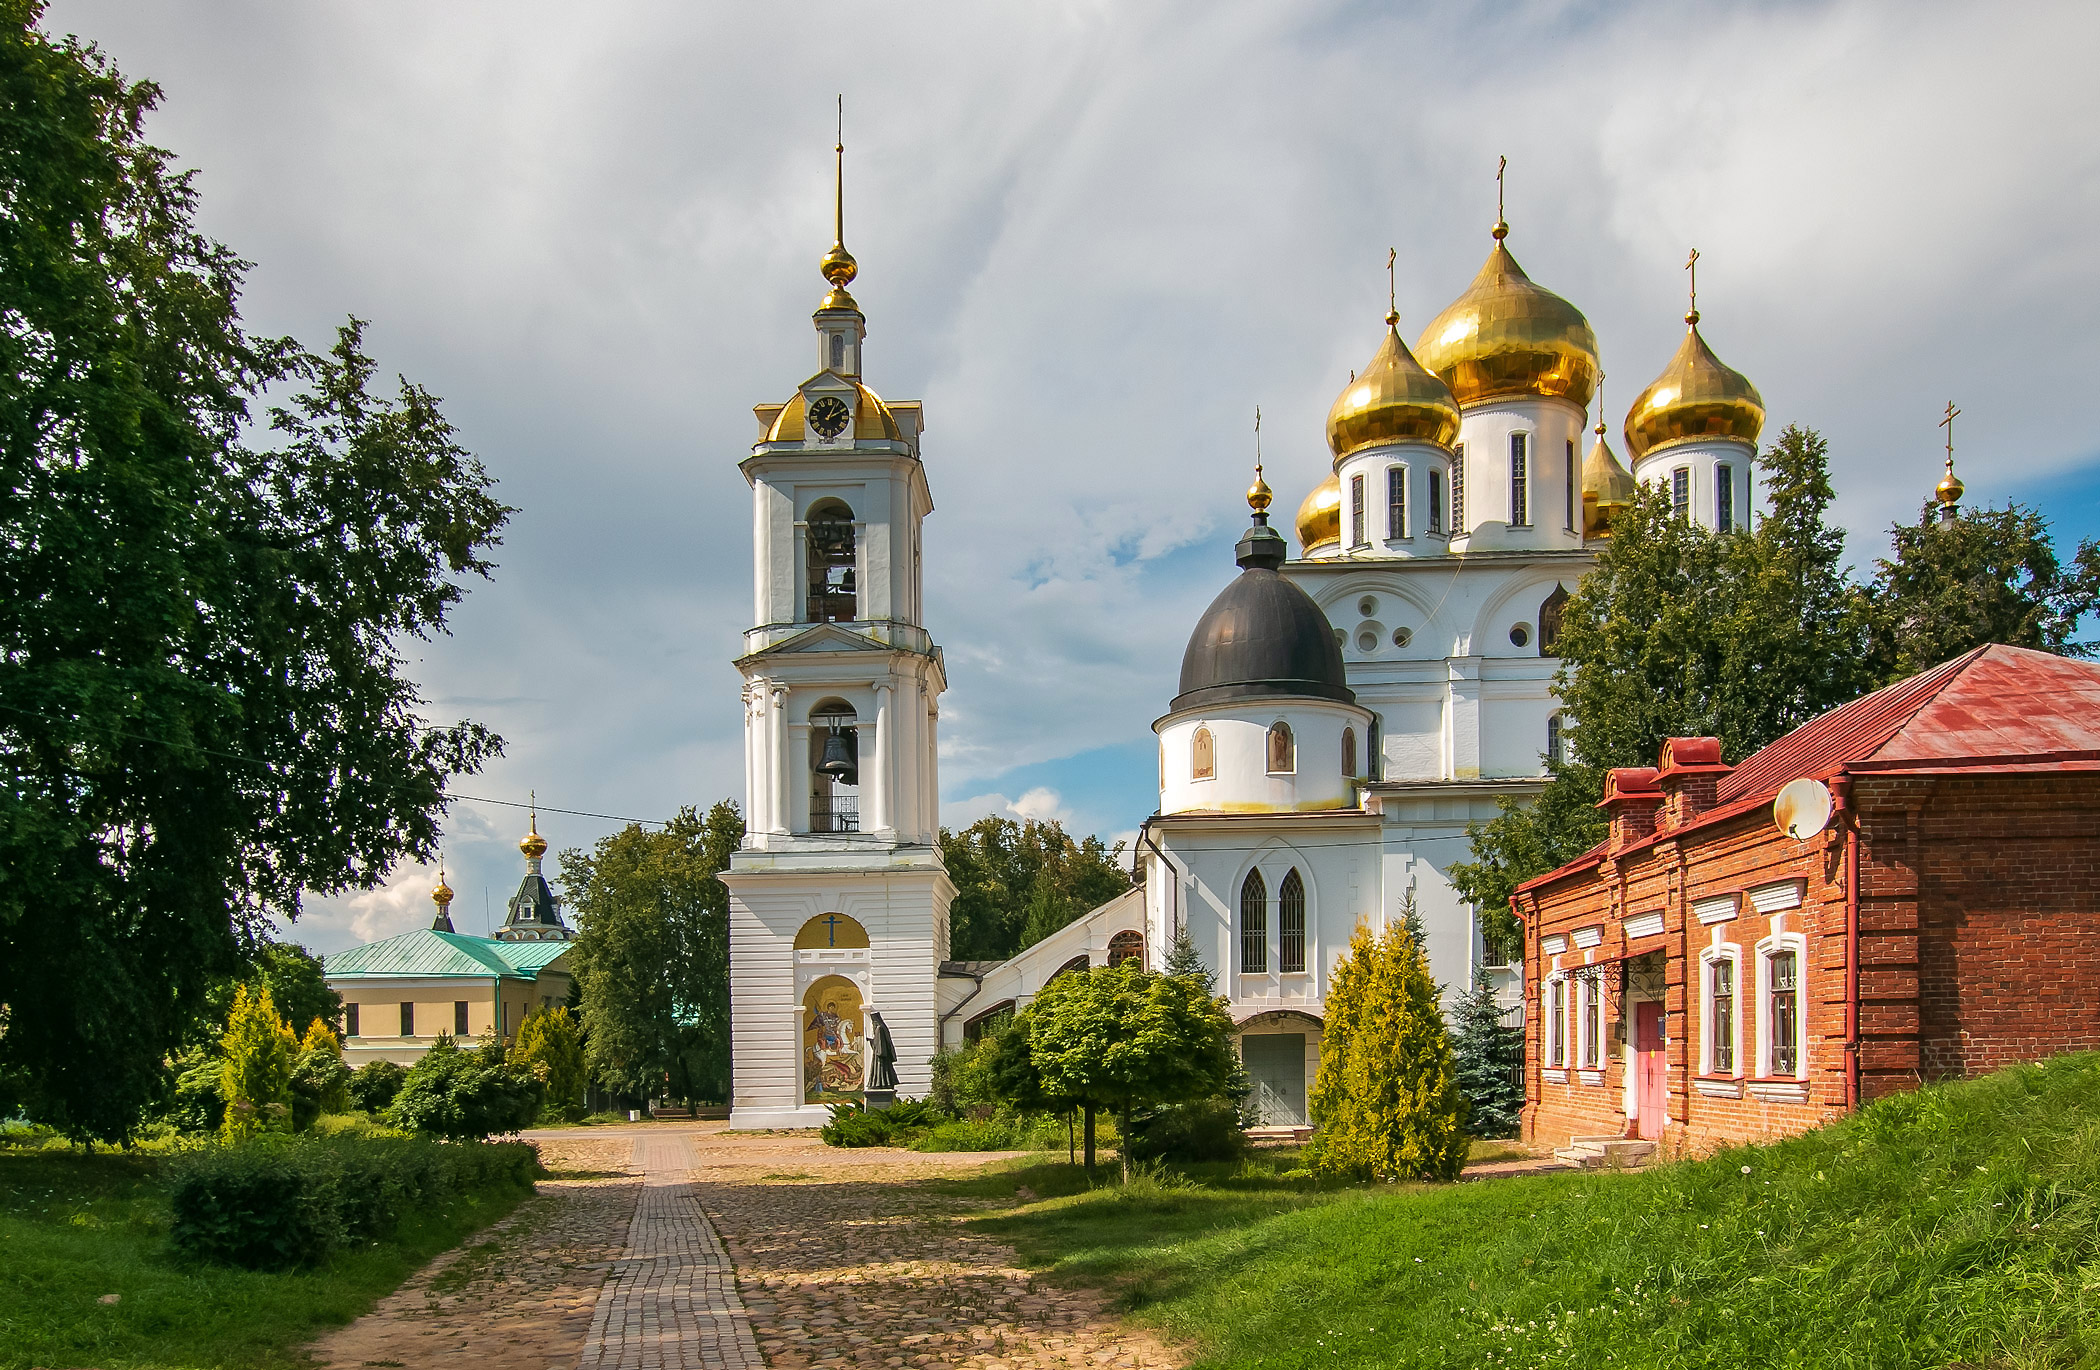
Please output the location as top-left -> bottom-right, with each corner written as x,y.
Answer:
1451,446 -> 1466,530
1510,433 -> 1529,526
1547,713 -> 1564,768
1717,464 -> 1735,532
1711,959 -> 1735,1074
1387,466 -> 1406,539
1671,468 -> 1690,521
1565,438 -> 1577,531
1240,870 -> 1268,973
1428,470 -> 1444,534
1279,869 -> 1306,973
1349,473 -> 1366,547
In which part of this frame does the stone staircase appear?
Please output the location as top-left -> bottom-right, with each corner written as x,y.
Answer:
1552,1135 -> 1658,1170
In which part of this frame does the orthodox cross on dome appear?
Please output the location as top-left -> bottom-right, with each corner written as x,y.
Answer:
1386,246 -> 1397,323
1247,406 -> 1272,521
1685,248 -> 1701,325
1936,400 -> 1965,519
1594,371 -> 1607,435
1494,155 -> 1508,240
1940,400 -> 1961,462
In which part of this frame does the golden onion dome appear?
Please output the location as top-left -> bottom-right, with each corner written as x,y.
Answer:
1415,237 -> 1597,409
766,381 -> 904,444
1581,421 -> 1638,539
1623,315 -> 1764,461
1935,458 -> 1964,508
1295,472 -> 1342,554
1326,313 -> 1461,459
519,822 -> 547,861
431,871 -> 454,909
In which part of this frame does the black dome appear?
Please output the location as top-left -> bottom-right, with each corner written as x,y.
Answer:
1172,521 -> 1353,712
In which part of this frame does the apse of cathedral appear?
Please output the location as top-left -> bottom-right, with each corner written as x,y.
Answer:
720,142 -> 1765,1129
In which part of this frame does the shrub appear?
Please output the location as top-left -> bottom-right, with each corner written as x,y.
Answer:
347,1059 -> 407,1114
168,1133 -> 537,1268
387,1037 -> 544,1139
1306,916 -> 1468,1182
512,1006 -> 588,1122
289,1019 -> 352,1132
819,1097 -> 944,1148
910,1113 -> 1085,1152
219,983 -> 298,1139
1124,1096 -> 1250,1164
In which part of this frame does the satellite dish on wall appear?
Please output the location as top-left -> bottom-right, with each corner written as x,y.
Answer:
1773,778 -> 1834,840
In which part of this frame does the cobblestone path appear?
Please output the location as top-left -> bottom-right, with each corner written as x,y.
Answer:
574,1134 -> 763,1370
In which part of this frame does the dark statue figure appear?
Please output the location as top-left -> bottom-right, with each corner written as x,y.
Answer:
865,1010 -> 899,1106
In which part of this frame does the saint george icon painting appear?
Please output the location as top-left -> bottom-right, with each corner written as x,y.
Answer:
803,974 -> 866,1104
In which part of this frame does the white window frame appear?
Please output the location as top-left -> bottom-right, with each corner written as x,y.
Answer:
1348,472 -> 1367,548
1756,925 -> 1809,1081
1578,969 -> 1602,1072
1509,431 -> 1530,527
1671,466 -> 1691,521
1699,939 -> 1742,1078
1546,970 -> 1567,1071
1386,464 -> 1409,541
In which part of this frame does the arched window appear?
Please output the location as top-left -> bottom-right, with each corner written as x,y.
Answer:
1547,712 -> 1566,768
1341,727 -> 1358,779
1192,727 -> 1215,781
1049,954 -> 1090,982
1539,583 -> 1570,655
1107,930 -> 1145,969
1267,721 -> 1295,775
808,698 -> 859,833
1367,713 -> 1383,782
1240,870 -> 1268,973
806,499 -> 857,623
1278,869 -> 1306,973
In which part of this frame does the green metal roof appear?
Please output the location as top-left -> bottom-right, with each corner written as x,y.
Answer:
324,929 -> 572,981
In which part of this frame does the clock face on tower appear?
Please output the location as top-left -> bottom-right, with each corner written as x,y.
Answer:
809,395 -> 850,440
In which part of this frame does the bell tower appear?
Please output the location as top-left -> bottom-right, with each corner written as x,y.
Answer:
719,122 -> 954,1128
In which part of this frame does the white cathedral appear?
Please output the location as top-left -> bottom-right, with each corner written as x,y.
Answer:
722,149 -> 1766,1129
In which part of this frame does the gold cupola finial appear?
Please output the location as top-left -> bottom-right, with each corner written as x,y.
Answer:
1936,400 -> 1964,519
1247,406 -> 1273,515
1493,154 -> 1509,241
1581,373 -> 1636,538
1685,247 -> 1700,326
520,792 -> 548,863
1327,252 -> 1461,459
818,95 -> 859,309
432,862 -> 453,909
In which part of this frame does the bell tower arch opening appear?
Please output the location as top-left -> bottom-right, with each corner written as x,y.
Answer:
806,498 -> 857,624
808,697 -> 860,833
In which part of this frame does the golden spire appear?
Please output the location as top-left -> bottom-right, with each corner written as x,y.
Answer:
1247,406 -> 1273,514
1493,155 -> 1508,241
520,792 -> 548,862
1386,246 -> 1398,326
818,95 -> 859,308
1936,400 -> 1965,513
1685,247 -> 1700,326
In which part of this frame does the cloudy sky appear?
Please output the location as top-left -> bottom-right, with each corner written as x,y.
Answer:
47,0 -> 2100,953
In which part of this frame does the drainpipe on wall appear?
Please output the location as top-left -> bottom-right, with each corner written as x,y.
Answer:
1138,817 -> 1180,941
1837,774 -> 1861,1110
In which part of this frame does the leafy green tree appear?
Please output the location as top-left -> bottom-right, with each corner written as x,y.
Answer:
1020,960 -> 1238,1180
219,983 -> 296,1139
166,1050 -> 226,1133
940,816 -> 1132,961
512,1005 -> 588,1122
387,1036 -> 542,1139
347,1059 -> 407,1115
1307,920 -> 1468,1181
562,802 -> 742,1106
0,7 -> 510,1142
195,943 -> 342,1049
1454,426 -> 1868,935
1869,501 -> 2100,676
1450,968 -> 1525,1139
289,1017 -> 350,1130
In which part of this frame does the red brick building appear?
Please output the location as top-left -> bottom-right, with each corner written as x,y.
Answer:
1516,644 -> 2100,1155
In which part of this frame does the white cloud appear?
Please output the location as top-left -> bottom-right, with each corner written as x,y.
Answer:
940,786 -> 1075,829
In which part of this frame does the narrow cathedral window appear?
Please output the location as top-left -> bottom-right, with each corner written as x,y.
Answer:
1671,467 -> 1691,521
1240,870 -> 1268,974
1192,727 -> 1215,781
1539,584 -> 1569,655
454,1001 -> 469,1036
1342,727 -> 1357,779
400,1001 -> 415,1037
1769,950 -> 1800,1075
1710,959 -> 1736,1074
1450,447 -> 1465,530
830,333 -> 845,370
1349,473 -> 1366,547
1565,439 -> 1577,531
1509,433 -> 1529,526
1279,869 -> 1306,973
345,1002 -> 359,1037
1547,712 -> 1565,768
1367,714 -> 1382,781
1386,466 -> 1406,540
1266,721 -> 1295,774
1716,463 -> 1735,533
1427,469 -> 1445,535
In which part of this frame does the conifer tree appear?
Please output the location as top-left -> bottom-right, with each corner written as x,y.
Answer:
219,983 -> 296,1139
1163,926 -> 1212,989
1306,920 -> 1468,1181
513,1005 -> 588,1121
1450,968 -> 1525,1138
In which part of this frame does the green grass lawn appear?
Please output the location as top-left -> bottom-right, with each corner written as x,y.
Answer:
939,1055 -> 2100,1369
0,1147 -> 528,1370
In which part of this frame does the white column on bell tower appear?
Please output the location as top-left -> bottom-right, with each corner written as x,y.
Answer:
720,117 -> 955,1129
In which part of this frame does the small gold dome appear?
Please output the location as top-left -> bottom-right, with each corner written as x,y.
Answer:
1415,241 -> 1597,409
431,873 -> 454,908
520,824 -> 547,861
1296,473 -> 1341,554
765,381 -> 904,444
1936,460 -> 1964,507
1624,318 -> 1764,461
820,240 -> 858,292
1581,422 -> 1638,538
1326,314 -> 1461,459
1247,468 -> 1273,514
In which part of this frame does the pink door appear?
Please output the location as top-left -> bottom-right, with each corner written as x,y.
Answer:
1635,1002 -> 1666,1141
